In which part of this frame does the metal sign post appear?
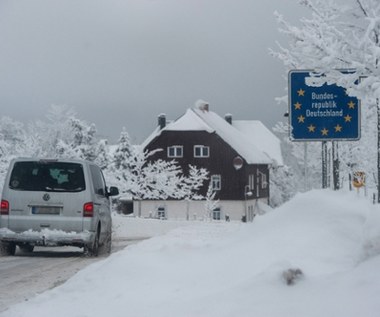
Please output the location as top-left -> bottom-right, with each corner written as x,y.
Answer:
377,99 -> 380,203
332,141 -> 340,190
322,141 -> 328,189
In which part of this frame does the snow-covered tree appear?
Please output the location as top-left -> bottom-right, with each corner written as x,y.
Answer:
0,116 -> 25,151
182,165 -> 209,201
272,0 -> 380,194
108,127 -> 209,201
272,121 -> 322,194
23,105 -> 103,161
274,0 -> 380,100
113,127 -> 132,170
0,135 -> 11,193
270,164 -> 297,207
27,105 -> 78,158
69,119 -> 99,161
95,139 -> 110,170
180,164 -> 209,220
109,145 -> 207,201
0,108 -> 210,205
0,117 -> 28,191
204,182 -> 219,221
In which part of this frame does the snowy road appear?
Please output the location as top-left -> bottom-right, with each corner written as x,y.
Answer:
0,237 -> 144,312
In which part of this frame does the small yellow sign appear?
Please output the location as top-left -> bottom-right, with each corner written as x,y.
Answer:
352,171 -> 365,188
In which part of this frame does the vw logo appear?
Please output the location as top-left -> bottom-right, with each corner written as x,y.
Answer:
43,193 -> 50,201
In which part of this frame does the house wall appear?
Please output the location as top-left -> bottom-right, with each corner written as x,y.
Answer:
145,130 -> 270,201
245,164 -> 270,199
133,198 -> 268,222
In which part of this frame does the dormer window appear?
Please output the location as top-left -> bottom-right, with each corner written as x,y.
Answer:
194,145 -> 210,158
167,146 -> 183,158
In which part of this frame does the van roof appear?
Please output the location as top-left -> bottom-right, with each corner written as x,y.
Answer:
11,158 -> 93,165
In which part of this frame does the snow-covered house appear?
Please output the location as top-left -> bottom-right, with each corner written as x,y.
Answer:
137,102 -> 283,221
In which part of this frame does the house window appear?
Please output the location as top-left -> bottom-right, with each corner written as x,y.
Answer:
212,207 -> 221,220
259,171 -> 268,189
248,174 -> 255,190
157,206 -> 166,219
194,145 -> 209,158
167,146 -> 183,158
211,175 -> 221,191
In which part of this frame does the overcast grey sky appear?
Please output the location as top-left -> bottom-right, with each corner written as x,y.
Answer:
0,0 -> 307,143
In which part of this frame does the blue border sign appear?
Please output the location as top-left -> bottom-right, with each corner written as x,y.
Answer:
289,70 -> 360,141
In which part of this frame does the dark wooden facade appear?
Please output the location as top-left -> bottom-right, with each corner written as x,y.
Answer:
144,130 -> 270,201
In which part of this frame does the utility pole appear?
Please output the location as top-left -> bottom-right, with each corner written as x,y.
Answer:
322,141 -> 328,189
304,143 -> 308,191
332,141 -> 340,190
377,99 -> 380,203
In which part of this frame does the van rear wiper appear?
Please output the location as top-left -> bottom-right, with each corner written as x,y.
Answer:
44,187 -> 83,192
44,187 -> 66,191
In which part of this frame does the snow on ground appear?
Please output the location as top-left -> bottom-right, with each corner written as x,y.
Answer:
112,215 -> 201,240
1,189 -> 380,317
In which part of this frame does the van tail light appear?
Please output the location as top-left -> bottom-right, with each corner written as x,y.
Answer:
0,200 -> 9,215
83,202 -> 94,217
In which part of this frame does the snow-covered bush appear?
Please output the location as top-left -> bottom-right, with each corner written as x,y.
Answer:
107,130 -> 209,201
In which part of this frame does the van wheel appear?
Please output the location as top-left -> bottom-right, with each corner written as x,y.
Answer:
19,244 -> 34,253
84,230 -> 99,257
103,231 -> 112,255
0,242 -> 16,256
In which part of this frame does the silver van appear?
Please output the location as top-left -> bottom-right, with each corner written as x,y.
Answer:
0,158 -> 119,256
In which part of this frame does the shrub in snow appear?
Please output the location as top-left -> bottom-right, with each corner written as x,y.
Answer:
270,164 -> 297,207
282,268 -> 304,286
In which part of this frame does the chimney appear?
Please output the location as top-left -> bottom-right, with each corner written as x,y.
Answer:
225,113 -> 232,124
195,100 -> 209,112
158,113 -> 166,129
201,103 -> 209,112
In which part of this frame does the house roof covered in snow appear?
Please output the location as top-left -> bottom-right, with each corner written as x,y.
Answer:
232,120 -> 283,166
142,102 -> 283,165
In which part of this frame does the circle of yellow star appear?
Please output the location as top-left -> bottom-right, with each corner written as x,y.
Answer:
297,89 -> 305,97
321,128 -> 329,136
335,124 -> 342,132
297,115 -> 305,123
294,102 -> 302,110
308,124 -> 316,132
344,114 -> 352,122
347,101 -> 356,109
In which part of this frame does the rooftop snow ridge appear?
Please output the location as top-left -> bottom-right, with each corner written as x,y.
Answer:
141,105 -> 282,165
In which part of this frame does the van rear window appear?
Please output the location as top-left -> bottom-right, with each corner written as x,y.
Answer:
9,161 -> 86,192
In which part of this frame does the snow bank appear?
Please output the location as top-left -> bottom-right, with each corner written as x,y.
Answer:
112,214 -> 205,239
2,190 -> 380,317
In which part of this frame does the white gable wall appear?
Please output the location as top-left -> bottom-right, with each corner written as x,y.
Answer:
133,198 -> 269,222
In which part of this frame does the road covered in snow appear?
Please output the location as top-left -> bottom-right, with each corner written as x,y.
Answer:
0,247 -> 97,311
0,216 -> 193,313
0,215 -> 169,313
0,237 -> 146,313
1,189 -> 380,317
